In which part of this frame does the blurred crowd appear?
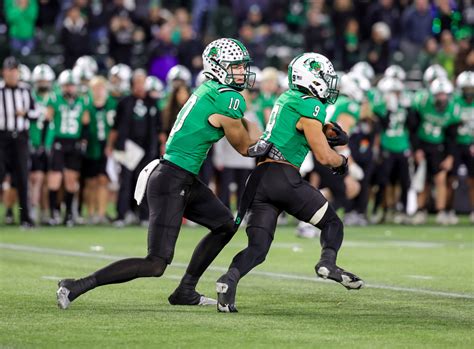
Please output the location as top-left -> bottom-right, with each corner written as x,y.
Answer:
0,0 -> 473,231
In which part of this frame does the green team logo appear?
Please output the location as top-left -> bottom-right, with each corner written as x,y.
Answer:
208,47 -> 220,59
304,59 -> 322,74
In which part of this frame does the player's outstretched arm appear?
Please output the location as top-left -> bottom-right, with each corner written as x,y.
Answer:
209,113 -> 259,156
298,117 -> 344,168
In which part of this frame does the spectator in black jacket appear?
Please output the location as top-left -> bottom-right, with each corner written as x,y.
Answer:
61,6 -> 90,68
367,22 -> 391,74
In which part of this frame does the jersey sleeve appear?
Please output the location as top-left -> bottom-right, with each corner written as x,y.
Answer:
298,97 -> 327,124
215,89 -> 246,119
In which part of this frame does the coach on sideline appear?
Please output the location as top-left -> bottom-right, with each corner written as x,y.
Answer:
0,57 -> 37,227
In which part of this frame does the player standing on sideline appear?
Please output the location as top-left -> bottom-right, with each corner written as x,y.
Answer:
29,64 -> 56,224
216,53 -> 364,313
56,38 -> 261,309
449,71 -> 474,223
45,70 -> 90,226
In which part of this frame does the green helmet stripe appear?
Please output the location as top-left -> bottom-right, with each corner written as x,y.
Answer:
230,39 -> 249,58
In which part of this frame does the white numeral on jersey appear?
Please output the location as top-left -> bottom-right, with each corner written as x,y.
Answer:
228,97 -> 240,110
169,94 -> 198,137
263,104 -> 280,140
313,105 -> 320,117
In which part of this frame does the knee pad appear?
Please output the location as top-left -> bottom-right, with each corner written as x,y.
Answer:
144,255 -> 167,277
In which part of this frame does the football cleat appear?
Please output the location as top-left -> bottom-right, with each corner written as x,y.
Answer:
56,279 -> 75,309
168,288 -> 216,306
315,262 -> 364,290
216,274 -> 238,313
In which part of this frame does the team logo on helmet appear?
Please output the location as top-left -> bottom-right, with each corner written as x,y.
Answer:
304,59 -> 322,74
208,47 -> 220,59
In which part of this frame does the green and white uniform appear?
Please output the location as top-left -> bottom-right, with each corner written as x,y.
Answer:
86,96 -> 117,160
373,101 -> 410,153
412,93 -> 458,145
253,92 -> 277,129
453,93 -> 474,146
164,80 -> 246,174
327,95 -> 360,133
47,92 -> 88,141
30,92 -> 54,150
261,89 -> 326,168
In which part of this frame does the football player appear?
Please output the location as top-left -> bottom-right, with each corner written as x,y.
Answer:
46,70 -> 90,226
450,71 -> 474,223
56,38 -> 261,309
410,77 -> 459,225
373,76 -> 411,223
216,53 -> 363,313
83,76 -> 117,224
29,64 -> 56,223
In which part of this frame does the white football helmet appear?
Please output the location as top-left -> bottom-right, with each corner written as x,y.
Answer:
32,64 -> 55,83
351,61 -> 375,82
74,55 -> 98,74
377,76 -> 404,93
202,38 -> 255,89
430,77 -> 454,95
19,64 -> 31,83
423,64 -> 448,87
108,63 -> 132,93
339,73 -> 365,103
145,76 -> 165,98
456,71 -> 474,89
166,65 -> 192,88
194,69 -> 209,87
384,65 -> 406,81
288,52 -> 339,104
58,69 -> 80,86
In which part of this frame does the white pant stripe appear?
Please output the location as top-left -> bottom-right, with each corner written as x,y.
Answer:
309,202 -> 328,225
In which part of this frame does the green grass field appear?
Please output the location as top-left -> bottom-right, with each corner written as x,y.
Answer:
1,220 -> 473,349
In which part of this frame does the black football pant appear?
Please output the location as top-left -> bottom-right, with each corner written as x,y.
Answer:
227,163 -> 343,281
68,160 -> 235,301
0,132 -> 30,222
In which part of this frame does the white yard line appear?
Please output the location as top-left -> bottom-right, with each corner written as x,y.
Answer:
1,243 -> 473,300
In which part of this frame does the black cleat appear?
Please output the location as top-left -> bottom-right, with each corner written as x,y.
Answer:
315,261 -> 364,290
216,273 -> 238,313
168,287 -> 216,306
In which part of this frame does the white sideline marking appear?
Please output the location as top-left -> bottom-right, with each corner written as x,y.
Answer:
1,243 -> 473,300
230,240 -> 453,249
406,275 -> 434,280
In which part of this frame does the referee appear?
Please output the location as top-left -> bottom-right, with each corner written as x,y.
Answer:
0,57 -> 36,227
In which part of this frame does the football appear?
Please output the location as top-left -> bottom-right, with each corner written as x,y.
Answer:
323,123 -> 337,138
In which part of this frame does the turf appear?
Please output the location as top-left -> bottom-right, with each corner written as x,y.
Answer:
1,221 -> 473,349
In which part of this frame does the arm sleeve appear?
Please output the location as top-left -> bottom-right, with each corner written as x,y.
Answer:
215,90 -> 246,119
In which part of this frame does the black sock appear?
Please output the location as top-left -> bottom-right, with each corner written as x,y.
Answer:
49,190 -> 58,217
65,191 -> 74,216
6,207 -> 13,216
320,248 -> 337,264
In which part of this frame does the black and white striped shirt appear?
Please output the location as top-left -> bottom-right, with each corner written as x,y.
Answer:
0,81 -> 37,134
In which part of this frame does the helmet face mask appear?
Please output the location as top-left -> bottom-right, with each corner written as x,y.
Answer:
202,38 -> 256,90
288,53 -> 339,104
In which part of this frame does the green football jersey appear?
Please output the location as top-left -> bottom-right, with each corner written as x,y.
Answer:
413,93 -> 458,144
253,92 -> 277,129
86,96 -> 117,159
164,80 -> 246,174
328,95 -> 360,132
261,89 -> 326,168
29,92 -> 50,148
453,93 -> 474,145
373,100 -> 410,153
47,92 -> 88,140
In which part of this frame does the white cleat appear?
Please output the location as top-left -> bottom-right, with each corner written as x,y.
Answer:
198,295 -> 217,306
57,286 -> 71,310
